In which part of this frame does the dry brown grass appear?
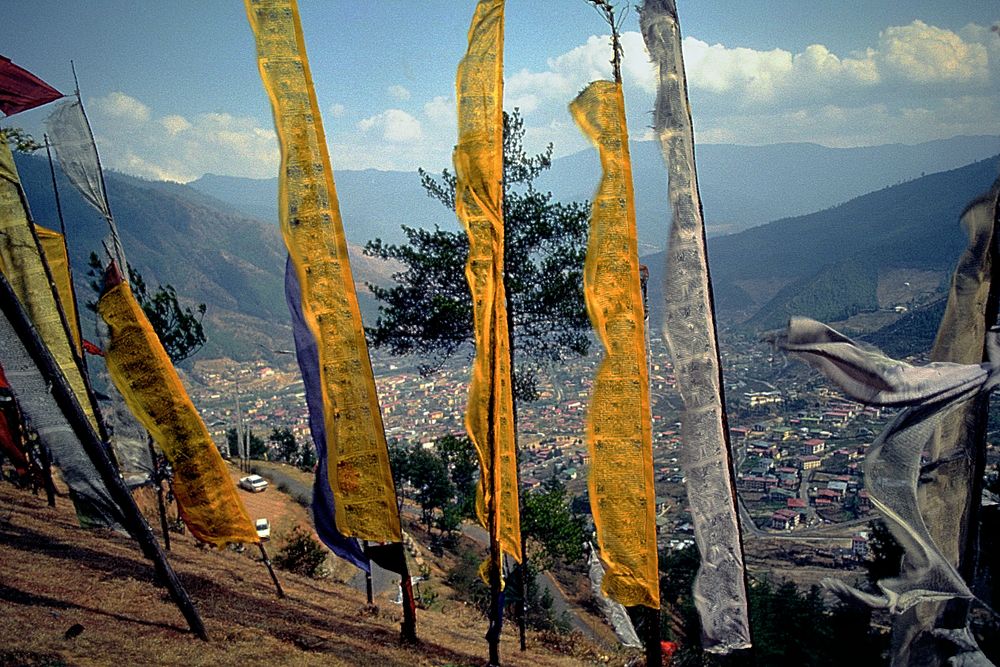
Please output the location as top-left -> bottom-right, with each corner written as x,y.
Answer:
0,476 -> 618,667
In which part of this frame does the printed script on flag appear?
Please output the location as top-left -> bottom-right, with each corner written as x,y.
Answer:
571,80 -> 658,609
99,277 -> 259,547
454,0 -> 521,563
35,225 -> 82,356
245,0 -> 401,542
641,0 -> 751,652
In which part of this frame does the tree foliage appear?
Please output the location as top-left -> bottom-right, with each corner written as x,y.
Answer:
86,253 -> 207,363
434,434 -> 479,517
364,110 -> 590,400
274,527 -> 328,579
659,545 -> 887,665
389,441 -> 456,531
268,426 -> 298,463
520,476 -> 587,571
0,126 -> 42,154
866,519 -> 903,588
225,426 -> 266,460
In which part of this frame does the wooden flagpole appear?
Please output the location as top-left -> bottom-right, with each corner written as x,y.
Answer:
0,270 -> 208,640
257,542 -> 285,599
146,434 -> 171,551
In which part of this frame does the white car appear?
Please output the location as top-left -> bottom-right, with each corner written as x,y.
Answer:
255,518 -> 271,540
239,474 -> 268,493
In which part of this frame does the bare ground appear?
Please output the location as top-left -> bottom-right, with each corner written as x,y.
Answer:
0,477 -> 624,667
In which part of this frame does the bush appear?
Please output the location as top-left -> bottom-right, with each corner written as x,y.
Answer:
274,527 -> 328,578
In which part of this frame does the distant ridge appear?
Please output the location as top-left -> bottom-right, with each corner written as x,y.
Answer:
643,154 -> 1000,332
191,136 -> 1000,254
539,135 -> 1000,250
15,153 -> 396,362
14,138 -> 1000,361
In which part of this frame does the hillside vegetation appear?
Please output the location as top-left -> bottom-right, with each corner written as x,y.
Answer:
644,154 -> 1000,332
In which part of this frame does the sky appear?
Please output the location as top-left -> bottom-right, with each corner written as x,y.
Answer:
2,1 -> 998,183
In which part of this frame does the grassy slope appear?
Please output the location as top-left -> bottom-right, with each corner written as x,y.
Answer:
0,476 -> 613,666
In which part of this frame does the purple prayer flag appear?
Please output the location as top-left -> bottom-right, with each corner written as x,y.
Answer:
285,257 -> 370,572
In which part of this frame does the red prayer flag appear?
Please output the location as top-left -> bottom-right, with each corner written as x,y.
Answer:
0,56 -> 62,116
82,339 -> 104,357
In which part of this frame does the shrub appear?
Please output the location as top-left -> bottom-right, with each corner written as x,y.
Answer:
274,527 -> 328,578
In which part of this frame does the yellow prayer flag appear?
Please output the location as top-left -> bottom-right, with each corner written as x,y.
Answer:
0,142 -> 95,429
245,0 -> 401,542
455,0 -> 521,563
35,225 -> 82,356
98,278 -> 258,547
571,80 -> 658,608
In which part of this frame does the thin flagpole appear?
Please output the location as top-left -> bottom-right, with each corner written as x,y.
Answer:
69,60 -> 126,273
43,134 -> 89,374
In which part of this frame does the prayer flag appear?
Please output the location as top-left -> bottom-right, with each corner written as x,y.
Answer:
641,0 -> 750,652
454,0 -> 521,562
98,265 -> 258,547
245,0 -> 401,543
35,225 -> 82,356
0,142 -> 98,433
284,257 -> 369,571
0,270 -> 124,529
44,99 -> 128,273
0,56 -> 62,116
571,79 -> 658,608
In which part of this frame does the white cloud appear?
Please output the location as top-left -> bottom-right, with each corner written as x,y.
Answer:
79,19 -> 1000,179
880,20 -> 988,84
499,19 -> 1000,154
423,96 -> 455,126
92,91 -> 151,124
159,114 -> 191,135
388,84 -> 411,101
357,108 -> 423,143
87,91 -> 278,182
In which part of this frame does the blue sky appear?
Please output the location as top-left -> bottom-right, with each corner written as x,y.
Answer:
2,1 -> 998,182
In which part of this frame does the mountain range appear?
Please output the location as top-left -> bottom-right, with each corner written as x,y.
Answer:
14,153 -> 395,361
191,136 -> 1000,255
13,135 -> 1000,362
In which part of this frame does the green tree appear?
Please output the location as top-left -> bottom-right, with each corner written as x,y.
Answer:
0,126 -> 42,153
364,110 -> 590,401
520,476 -> 586,571
228,426 -> 266,460
248,430 -> 267,460
274,527 -> 328,578
86,252 -> 207,363
435,434 -> 479,518
866,519 -> 903,588
387,439 -> 411,505
298,441 -> 316,471
268,427 -> 298,463
658,544 -> 887,665
226,427 -> 239,458
406,446 -> 455,531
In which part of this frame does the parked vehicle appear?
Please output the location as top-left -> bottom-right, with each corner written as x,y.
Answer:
239,474 -> 268,493
255,518 -> 270,540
